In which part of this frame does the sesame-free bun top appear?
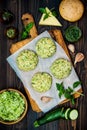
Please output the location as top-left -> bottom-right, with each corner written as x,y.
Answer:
59,0 -> 84,22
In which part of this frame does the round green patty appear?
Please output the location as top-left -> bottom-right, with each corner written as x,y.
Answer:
31,72 -> 52,93
50,58 -> 72,79
16,50 -> 38,71
36,37 -> 56,58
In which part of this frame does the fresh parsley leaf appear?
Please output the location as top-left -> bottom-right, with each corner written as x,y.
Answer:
67,87 -> 73,93
64,89 -> 75,105
21,22 -> 34,40
56,81 -> 82,105
21,30 -> 28,40
56,82 -> 64,91
56,82 -> 65,98
39,8 -> 46,14
25,22 -> 34,33
73,81 -> 81,89
43,13 -> 50,20
52,10 -> 57,17
58,93 -> 61,98
39,7 -> 50,20
56,82 -> 62,90
71,96 -> 75,105
64,89 -> 72,99
39,7 -> 57,21
50,8 -> 57,17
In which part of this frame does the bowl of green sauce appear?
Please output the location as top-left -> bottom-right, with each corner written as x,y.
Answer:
0,88 -> 28,125
64,25 -> 82,42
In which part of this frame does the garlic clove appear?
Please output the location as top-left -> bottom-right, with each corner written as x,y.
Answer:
74,52 -> 84,65
68,44 -> 75,53
41,96 -> 53,103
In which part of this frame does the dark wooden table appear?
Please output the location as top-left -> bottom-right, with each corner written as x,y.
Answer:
0,0 -> 87,130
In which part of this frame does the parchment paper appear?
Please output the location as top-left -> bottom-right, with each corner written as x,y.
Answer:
7,31 -> 81,112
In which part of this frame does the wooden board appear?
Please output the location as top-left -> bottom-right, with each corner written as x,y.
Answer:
0,0 -> 86,130
10,29 -> 82,112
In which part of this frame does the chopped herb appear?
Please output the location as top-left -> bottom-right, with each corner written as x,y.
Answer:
56,81 -> 82,104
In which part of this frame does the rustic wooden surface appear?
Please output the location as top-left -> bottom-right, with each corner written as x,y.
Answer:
0,0 -> 87,130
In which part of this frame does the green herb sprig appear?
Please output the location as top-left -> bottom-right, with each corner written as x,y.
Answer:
39,7 -> 57,20
56,81 -> 83,105
21,22 -> 34,40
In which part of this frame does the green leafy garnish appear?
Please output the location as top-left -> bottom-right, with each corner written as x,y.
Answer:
67,87 -> 73,93
21,22 -> 34,40
21,31 -> 28,40
39,8 -> 46,14
25,22 -> 34,32
73,81 -> 81,88
50,8 -> 57,17
56,82 -> 65,98
56,81 -> 82,104
39,7 -> 57,20
43,13 -> 50,20
39,8 -> 50,20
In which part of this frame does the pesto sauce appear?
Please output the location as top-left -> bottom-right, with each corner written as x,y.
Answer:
65,25 -> 82,42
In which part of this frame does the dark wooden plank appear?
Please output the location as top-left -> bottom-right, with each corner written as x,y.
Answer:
0,0 -> 87,130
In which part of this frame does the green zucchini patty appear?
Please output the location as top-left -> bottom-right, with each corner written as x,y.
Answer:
36,37 -> 56,58
16,50 -> 38,71
50,58 -> 72,79
31,72 -> 52,92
